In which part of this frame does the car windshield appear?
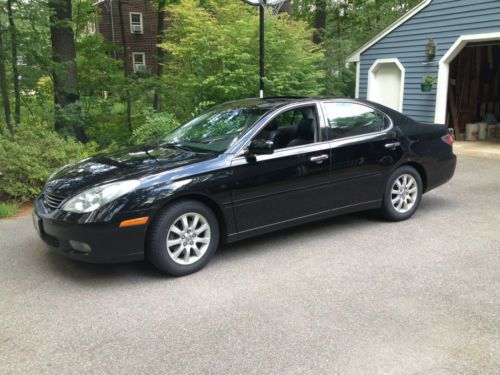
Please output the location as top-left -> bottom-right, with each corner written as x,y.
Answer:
162,103 -> 269,153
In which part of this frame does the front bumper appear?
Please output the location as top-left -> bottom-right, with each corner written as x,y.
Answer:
33,197 -> 148,263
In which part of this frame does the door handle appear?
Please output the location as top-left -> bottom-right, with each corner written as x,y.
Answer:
384,142 -> 401,150
310,154 -> 329,163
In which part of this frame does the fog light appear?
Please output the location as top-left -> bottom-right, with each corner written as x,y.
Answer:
69,240 -> 92,253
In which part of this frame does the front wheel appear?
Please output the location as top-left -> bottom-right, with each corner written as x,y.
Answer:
146,200 -> 219,276
381,166 -> 423,221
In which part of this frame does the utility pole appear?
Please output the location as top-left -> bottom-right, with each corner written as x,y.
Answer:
259,1 -> 265,98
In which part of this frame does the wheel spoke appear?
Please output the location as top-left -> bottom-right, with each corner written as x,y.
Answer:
171,247 -> 184,259
181,215 -> 189,231
196,237 -> 210,244
191,215 -> 200,230
170,225 -> 183,235
191,245 -> 201,257
168,238 -> 182,246
396,198 -> 403,209
184,248 -> 190,262
195,224 -> 209,235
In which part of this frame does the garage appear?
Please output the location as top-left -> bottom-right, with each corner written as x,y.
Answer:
446,42 -> 500,142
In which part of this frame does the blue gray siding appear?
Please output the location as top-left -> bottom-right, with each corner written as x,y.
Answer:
358,0 -> 500,123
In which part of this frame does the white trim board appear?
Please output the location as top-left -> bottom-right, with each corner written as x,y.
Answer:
347,0 -> 431,63
355,62 -> 360,98
367,58 -> 405,112
434,32 -> 500,124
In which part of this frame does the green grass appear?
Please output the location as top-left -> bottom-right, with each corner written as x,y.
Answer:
0,201 -> 19,218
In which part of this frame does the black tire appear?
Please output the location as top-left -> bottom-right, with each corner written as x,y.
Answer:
146,200 -> 220,276
381,165 -> 423,221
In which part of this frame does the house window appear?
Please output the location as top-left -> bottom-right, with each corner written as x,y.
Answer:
85,21 -> 96,35
129,12 -> 143,34
132,52 -> 146,73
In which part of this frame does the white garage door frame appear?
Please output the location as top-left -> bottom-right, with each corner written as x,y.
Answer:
434,32 -> 500,124
367,58 -> 405,112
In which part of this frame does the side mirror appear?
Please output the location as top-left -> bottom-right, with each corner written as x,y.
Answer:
247,139 -> 275,156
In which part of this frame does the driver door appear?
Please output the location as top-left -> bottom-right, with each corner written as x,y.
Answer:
230,104 -> 332,234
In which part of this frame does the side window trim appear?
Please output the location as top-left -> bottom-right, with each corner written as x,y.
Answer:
319,100 -> 393,142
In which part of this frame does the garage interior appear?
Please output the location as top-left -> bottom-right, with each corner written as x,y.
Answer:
446,42 -> 500,144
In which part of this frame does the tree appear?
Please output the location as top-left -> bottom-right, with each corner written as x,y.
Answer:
162,0 -> 325,120
312,0 -> 326,44
153,0 -> 167,112
6,0 -> 20,126
117,0 -> 132,131
48,0 -> 86,142
0,17 -> 12,135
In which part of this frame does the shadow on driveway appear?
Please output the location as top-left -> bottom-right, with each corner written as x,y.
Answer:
41,192 -> 453,282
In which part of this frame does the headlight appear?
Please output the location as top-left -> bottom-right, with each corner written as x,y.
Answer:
62,180 -> 141,213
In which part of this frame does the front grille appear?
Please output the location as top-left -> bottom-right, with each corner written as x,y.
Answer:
43,191 -> 66,210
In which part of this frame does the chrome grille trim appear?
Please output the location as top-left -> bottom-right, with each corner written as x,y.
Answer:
43,191 -> 66,210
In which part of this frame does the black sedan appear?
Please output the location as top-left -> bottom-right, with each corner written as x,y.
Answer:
34,97 -> 456,276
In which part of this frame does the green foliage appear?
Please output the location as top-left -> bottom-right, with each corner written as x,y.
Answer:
132,109 -> 180,144
423,75 -> 436,85
0,123 -> 97,201
162,0 -> 325,120
0,201 -> 19,218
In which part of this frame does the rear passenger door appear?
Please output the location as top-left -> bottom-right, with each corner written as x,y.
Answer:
321,101 -> 402,209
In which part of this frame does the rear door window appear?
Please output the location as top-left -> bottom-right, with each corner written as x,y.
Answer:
323,102 -> 390,140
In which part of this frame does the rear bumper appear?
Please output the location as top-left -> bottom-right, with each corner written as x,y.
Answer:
425,154 -> 457,192
33,199 -> 147,264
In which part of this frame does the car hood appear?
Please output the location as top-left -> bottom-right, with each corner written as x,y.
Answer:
44,144 -> 218,197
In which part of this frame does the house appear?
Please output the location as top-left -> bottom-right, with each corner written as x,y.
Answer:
348,0 -> 500,140
94,0 -> 164,75
92,0 -> 292,77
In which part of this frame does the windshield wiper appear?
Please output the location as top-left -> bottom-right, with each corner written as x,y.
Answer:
161,142 -> 193,151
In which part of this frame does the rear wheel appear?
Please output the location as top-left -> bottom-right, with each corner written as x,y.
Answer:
381,166 -> 423,221
147,200 -> 219,276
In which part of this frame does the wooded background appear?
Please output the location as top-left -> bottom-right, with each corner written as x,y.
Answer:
0,0 -> 421,204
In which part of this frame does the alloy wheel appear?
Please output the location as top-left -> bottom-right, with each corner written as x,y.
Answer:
166,212 -> 211,265
390,174 -> 418,213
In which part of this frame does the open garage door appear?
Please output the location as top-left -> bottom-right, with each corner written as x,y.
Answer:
446,42 -> 500,141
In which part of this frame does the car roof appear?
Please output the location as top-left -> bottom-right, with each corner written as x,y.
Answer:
214,97 -> 417,124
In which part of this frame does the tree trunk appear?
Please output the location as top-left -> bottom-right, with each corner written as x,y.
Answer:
0,21 -> 13,136
374,0 -> 381,27
6,0 -> 20,126
48,0 -> 87,142
153,0 -> 166,112
117,0 -> 132,131
313,0 -> 326,44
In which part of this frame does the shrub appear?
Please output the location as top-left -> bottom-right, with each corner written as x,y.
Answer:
0,123 -> 97,201
132,109 -> 180,145
0,202 -> 19,218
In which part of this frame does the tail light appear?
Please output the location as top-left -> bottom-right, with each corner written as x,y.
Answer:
441,134 -> 454,145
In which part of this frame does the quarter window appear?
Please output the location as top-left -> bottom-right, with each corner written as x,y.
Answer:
323,102 -> 390,140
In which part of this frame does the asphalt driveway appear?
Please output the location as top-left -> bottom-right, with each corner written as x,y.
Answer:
1,156 -> 499,374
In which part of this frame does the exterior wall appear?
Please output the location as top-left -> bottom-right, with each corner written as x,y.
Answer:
97,0 -> 161,74
358,0 -> 500,123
